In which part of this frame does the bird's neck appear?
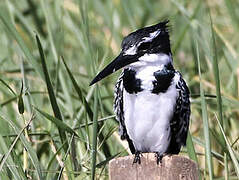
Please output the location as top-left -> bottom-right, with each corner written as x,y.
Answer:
127,53 -> 173,72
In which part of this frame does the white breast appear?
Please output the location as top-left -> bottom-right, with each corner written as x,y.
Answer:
135,66 -> 162,91
123,73 -> 179,153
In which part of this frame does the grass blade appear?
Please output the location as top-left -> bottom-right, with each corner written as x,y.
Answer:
0,117 -> 28,180
210,15 -> 224,128
196,40 -> 214,179
186,131 -> 199,164
35,34 -> 68,152
0,136 -> 24,180
0,117 -> 31,171
0,114 -> 43,180
215,114 -> 239,177
61,56 -> 93,120
35,107 -> 79,137
91,86 -> 99,180
171,0 -> 201,53
0,5 -> 43,79
0,79 -> 16,96
18,81 -> 24,114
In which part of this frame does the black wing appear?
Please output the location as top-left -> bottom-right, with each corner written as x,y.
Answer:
113,72 -> 135,153
167,71 -> 190,154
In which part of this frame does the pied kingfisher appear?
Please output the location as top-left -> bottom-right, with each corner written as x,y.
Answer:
90,20 -> 190,164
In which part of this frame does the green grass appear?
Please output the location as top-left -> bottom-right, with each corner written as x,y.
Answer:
0,0 -> 239,179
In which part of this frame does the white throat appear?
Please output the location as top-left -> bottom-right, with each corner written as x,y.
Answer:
128,53 -> 172,69
124,53 -> 173,91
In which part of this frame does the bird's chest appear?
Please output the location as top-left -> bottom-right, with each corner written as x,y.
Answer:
123,87 -> 178,152
122,67 -> 175,93
122,68 -> 178,152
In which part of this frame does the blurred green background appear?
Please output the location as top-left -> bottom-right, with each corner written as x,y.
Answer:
0,0 -> 239,179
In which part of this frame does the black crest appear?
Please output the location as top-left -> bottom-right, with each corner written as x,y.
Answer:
121,20 -> 171,55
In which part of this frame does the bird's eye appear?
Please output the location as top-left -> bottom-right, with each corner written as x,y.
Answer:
137,42 -> 151,51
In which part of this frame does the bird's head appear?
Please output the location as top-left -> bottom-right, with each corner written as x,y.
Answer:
90,20 -> 171,85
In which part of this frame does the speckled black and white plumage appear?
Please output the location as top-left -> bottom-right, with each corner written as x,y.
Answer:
90,21 -> 190,164
114,73 -> 136,153
114,68 -> 190,159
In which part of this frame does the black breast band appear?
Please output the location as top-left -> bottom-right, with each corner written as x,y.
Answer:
152,69 -> 175,94
123,68 -> 142,94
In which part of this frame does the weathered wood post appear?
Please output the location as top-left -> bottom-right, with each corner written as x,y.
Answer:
109,153 -> 199,180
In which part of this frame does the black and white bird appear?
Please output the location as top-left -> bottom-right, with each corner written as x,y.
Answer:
90,21 -> 190,164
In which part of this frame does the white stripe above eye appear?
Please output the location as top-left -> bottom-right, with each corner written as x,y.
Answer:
124,45 -> 137,55
124,30 -> 161,56
142,30 -> 161,42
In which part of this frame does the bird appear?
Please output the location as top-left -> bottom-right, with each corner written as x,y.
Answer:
90,20 -> 190,164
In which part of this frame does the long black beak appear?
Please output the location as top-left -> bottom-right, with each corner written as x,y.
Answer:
90,52 -> 139,86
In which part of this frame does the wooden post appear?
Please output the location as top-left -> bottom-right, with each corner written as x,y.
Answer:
109,153 -> 199,180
